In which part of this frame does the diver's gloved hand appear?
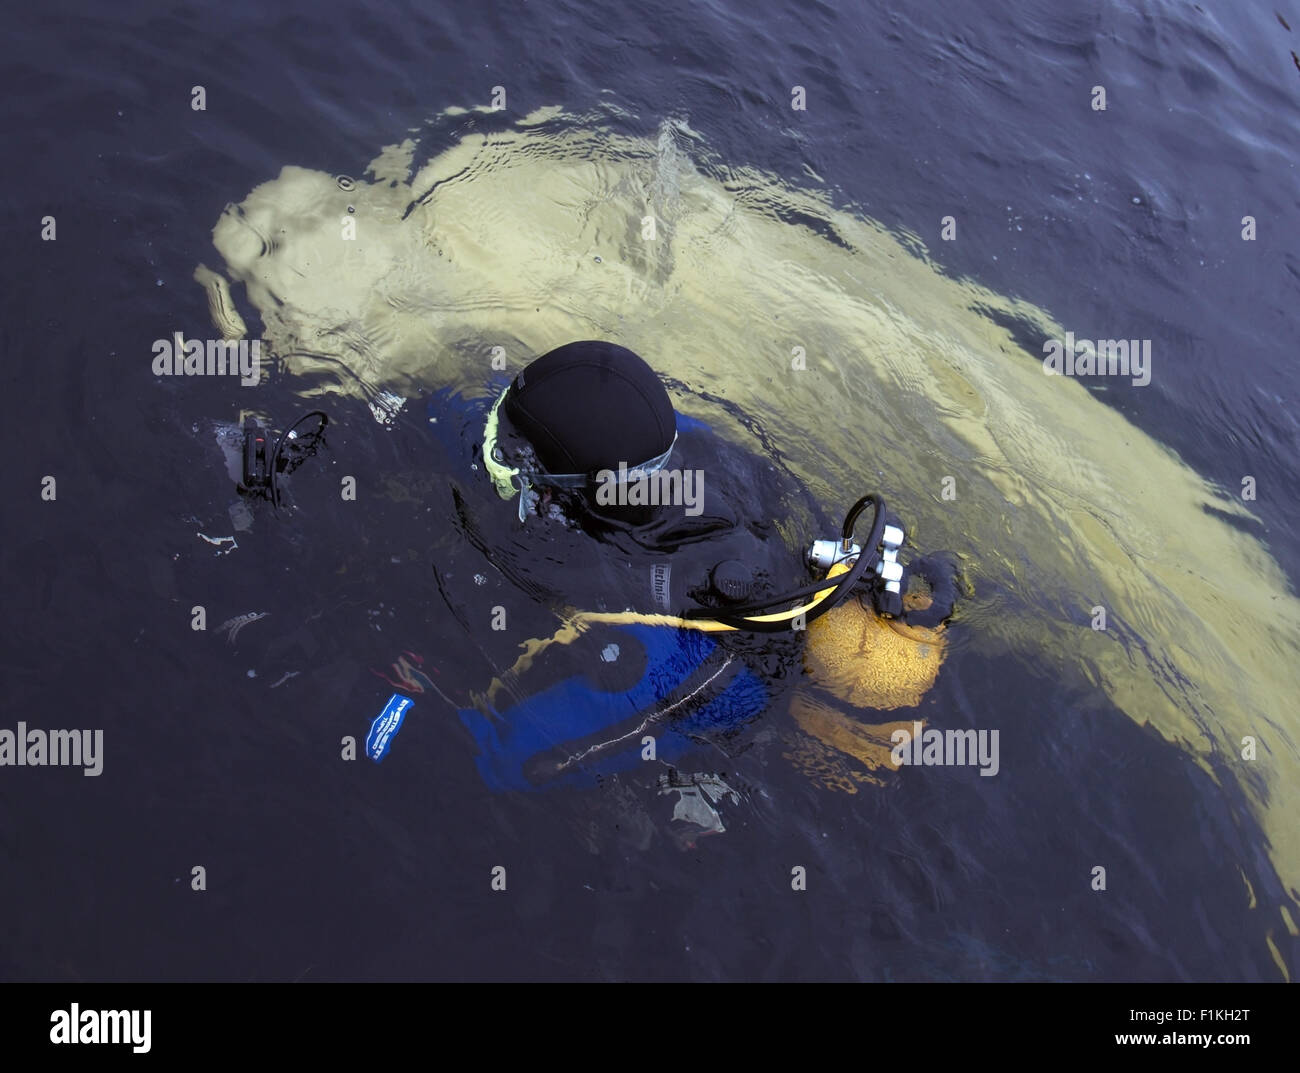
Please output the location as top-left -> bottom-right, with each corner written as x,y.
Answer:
895,553 -> 959,628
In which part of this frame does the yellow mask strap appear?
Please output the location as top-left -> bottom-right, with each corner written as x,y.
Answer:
482,385 -> 520,501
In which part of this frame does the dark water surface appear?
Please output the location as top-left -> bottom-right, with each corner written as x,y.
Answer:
2,0 -> 1298,981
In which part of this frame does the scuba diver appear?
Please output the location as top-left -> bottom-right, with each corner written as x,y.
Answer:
443,339 -> 959,794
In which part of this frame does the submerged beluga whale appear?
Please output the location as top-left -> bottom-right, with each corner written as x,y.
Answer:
195,106 -> 1300,971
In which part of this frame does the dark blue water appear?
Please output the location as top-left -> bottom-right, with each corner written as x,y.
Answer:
1,0 -> 1297,981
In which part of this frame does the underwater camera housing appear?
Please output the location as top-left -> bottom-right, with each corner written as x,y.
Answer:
241,419 -> 272,490
235,410 -> 329,505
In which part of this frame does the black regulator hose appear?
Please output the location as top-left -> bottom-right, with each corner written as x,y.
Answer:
685,493 -> 888,633
271,410 -> 329,507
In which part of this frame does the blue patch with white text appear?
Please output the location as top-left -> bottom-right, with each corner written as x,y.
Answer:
367,694 -> 412,763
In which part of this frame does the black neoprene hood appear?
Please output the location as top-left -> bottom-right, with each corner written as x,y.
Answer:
502,341 -> 677,476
